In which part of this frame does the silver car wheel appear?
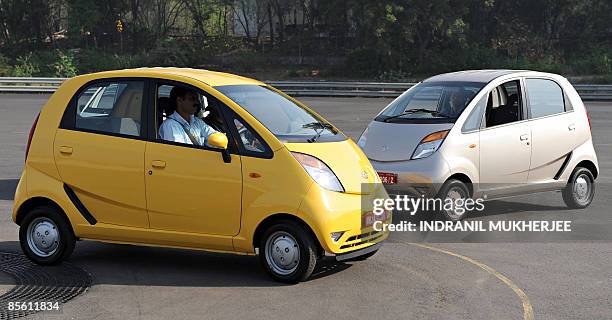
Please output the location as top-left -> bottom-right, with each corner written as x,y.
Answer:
444,187 -> 467,219
26,217 -> 60,258
265,231 -> 300,276
573,174 -> 592,205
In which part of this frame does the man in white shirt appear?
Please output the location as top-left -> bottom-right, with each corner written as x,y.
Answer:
159,87 -> 219,146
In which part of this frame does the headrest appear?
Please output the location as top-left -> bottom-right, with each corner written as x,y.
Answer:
158,97 -> 172,115
507,93 -> 518,106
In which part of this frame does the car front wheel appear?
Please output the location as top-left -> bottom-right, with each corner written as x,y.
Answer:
259,220 -> 318,283
436,179 -> 471,221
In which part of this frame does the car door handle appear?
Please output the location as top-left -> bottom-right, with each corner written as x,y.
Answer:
519,134 -> 529,141
568,123 -> 576,131
59,146 -> 73,155
151,160 -> 166,168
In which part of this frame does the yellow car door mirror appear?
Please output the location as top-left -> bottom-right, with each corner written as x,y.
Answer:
208,132 -> 228,150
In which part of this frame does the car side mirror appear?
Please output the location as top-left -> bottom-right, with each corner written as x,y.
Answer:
208,132 -> 228,150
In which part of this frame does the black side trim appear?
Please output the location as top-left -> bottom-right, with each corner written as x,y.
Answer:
63,184 -> 97,225
554,152 -> 573,180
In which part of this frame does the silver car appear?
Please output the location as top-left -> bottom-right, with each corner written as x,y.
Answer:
358,70 -> 599,220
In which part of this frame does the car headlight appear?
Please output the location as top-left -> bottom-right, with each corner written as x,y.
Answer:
291,152 -> 344,192
411,130 -> 449,160
357,127 -> 368,149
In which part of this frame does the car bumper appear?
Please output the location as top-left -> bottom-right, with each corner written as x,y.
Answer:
336,242 -> 382,261
369,152 -> 451,196
11,171 -> 28,224
297,183 -> 391,255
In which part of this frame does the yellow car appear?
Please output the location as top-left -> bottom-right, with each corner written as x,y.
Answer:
13,68 -> 390,283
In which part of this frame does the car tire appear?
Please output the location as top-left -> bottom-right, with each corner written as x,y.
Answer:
436,179 -> 471,221
19,205 -> 76,265
562,167 -> 595,209
259,220 -> 318,283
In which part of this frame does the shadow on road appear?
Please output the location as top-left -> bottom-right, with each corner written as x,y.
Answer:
0,179 -> 18,201
0,240 -> 352,288
467,199 -> 571,218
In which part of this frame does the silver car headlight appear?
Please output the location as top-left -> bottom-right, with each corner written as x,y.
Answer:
291,152 -> 345,192
411,130 -> 449,160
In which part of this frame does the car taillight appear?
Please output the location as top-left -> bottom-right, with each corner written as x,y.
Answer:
25,113 -> 40,161
585,108 -> 591,131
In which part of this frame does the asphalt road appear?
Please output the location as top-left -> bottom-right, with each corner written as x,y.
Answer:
0,94 -> 611,320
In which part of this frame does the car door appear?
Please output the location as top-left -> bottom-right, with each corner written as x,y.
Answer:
54,79 -> 149,228
144,80 -> 242,244
525,78 -> 577,183
478,79 -> 531,195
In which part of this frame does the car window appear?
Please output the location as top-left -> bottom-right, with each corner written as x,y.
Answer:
75,81 -> 144,137
155,83 -> 230,148
484,80 -> 522,128
462,94 -> 487,132
233,118 -> 266,153
526,79 -> 565,118
215,85 -> 344,143
402,86 -> 443,110
376,81 -> 484,123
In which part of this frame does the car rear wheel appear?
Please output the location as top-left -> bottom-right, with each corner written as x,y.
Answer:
436,179 -> 471,221
19,205 -> 76,265
259,220 -> 318,283
562,167 -> 595,209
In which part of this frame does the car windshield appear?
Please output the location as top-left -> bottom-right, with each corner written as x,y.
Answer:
215,85 -> 344,143
376,81 -> 485,123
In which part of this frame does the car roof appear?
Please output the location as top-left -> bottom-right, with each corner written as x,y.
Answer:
75,67 -> 265,87
422,69 -> 554,83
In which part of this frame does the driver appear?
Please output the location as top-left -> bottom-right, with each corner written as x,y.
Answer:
442,89 -> 469,117
159,86 -> 218,146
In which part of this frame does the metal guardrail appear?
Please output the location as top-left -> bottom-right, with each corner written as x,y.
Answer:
572,84 -> 612,100
0,77 -> 67,93
267,81 -> 416,98
1,77 -> 612,100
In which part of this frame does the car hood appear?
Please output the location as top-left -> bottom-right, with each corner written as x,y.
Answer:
284,139 -> 379,195
361,121 -> 454,162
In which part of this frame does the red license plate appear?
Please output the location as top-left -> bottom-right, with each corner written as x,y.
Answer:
377,172 -> 398,184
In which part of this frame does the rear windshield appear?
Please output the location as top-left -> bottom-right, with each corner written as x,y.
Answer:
375,81 -> 485,123
216,85 -> 345,143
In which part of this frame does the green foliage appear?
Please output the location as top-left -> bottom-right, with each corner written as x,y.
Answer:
345,47 -> 384,78
1,0 -> 612,81
12,53 -> 40,77
144,38 -> 199,67
376,70 -> 411,82
76,50 -> 145,73
53,51 -> 78,77
65,0 -> 108,36
567,49 -> 612,75
601,74 -> 612,84
0,55 -> 11,76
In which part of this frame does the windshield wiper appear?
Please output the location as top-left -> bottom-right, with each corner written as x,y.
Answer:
384,108 -> 451,122
303,121 -> 335,131
303,121 -> 336,143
